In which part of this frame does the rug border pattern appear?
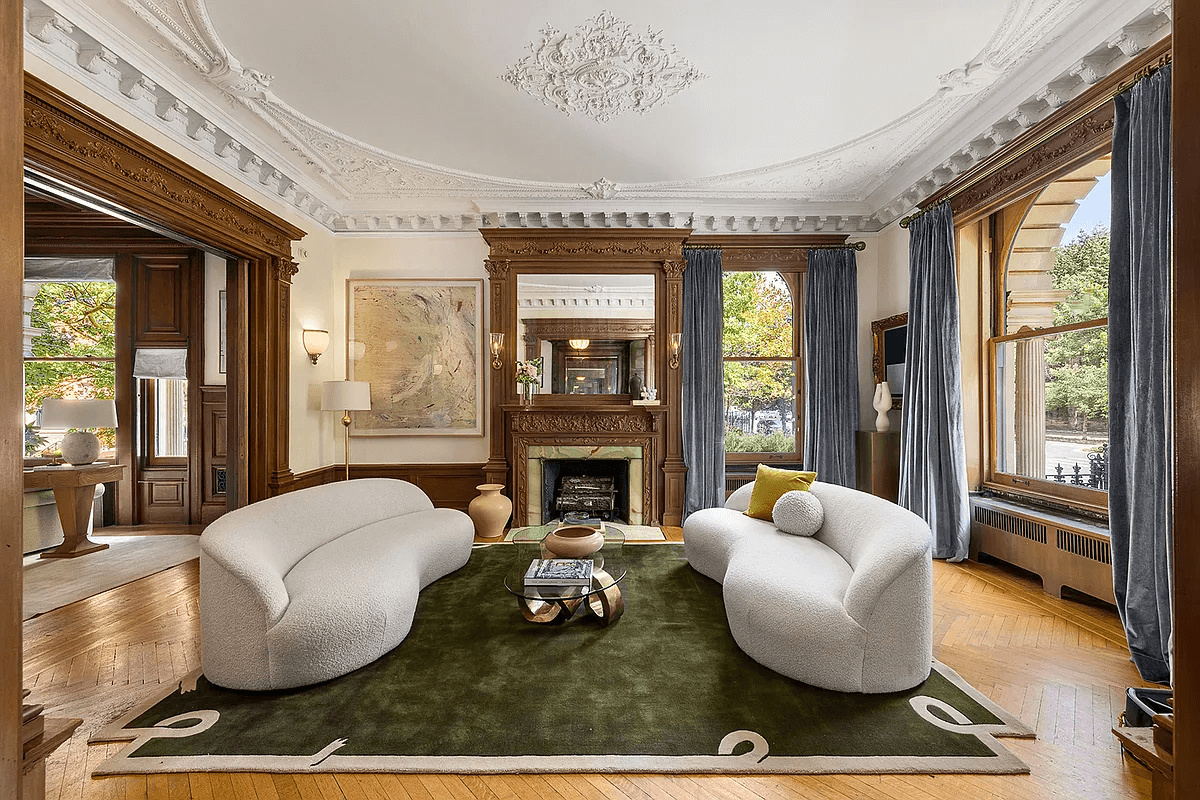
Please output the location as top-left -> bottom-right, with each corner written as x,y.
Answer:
89,661 -> 1033,776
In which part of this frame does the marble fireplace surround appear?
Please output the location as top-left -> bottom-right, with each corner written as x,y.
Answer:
514,435 -> 658,527
527,445 -> 644,526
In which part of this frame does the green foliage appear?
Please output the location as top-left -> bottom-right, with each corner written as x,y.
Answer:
1045,227 -> 1109,426
724,428 -> 794,454
1052,226 -> 1109,325
24,282 -> 117,449
723,361 -> 794,419
722,272 -> 792,358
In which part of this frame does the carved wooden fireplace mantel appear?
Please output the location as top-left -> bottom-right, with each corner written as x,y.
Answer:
480,228 -> 689,526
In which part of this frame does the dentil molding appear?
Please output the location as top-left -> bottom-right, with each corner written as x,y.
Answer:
23,0 -> 1171,232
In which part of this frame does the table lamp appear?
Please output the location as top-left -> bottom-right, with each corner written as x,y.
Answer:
40,398 -> 118,465
321,380 -> 371,481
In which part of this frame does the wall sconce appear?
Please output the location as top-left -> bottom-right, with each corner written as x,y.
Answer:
302,329 -> 330,365
489,332 -> 504,370
669,332 -> 683,369
568,338 -> 590,350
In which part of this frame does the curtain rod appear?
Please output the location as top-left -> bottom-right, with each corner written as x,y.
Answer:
683,241 -> 866,251
899,49 -> 1172,230
1113,52 -> 1171,98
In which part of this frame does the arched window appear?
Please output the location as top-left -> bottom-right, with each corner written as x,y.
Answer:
990,155 -> 1110,509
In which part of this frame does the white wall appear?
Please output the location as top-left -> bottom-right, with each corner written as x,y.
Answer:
873,223 -> 911,319
860,223 -> 910,432
330,234 -> 492,466
289,227 -> 340,474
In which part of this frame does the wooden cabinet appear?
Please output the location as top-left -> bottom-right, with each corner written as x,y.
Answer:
856,430 -> 900,503
133,254 -> 193,343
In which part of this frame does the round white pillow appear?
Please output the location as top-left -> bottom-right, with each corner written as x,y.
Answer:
772,490 -> 824,537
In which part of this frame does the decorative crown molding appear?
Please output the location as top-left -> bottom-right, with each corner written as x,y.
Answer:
24,0 -> 1172,233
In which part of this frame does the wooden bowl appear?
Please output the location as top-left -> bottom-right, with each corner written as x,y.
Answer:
543,524 -> 605,558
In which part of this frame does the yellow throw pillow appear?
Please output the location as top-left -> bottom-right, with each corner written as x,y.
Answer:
744,464 -> 817,521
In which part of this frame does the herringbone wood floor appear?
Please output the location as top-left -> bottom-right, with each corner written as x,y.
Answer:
24,530 -> 1156,800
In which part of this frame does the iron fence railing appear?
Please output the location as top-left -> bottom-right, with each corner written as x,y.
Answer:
1045,443 -> 1108,490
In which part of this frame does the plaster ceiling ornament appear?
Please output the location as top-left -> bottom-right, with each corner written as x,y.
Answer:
500,11 -> 705,124
584,178 -> 619,200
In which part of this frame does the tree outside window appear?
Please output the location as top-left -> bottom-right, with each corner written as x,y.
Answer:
24,281 -> 117,455
722,270 -> 801,458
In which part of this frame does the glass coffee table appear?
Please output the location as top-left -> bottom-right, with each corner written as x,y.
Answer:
504,522 -> 626,625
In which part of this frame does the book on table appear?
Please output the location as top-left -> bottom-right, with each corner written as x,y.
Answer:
524,558 -> 594,587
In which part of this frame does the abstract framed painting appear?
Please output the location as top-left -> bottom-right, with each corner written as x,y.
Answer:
347,278 -> 484,436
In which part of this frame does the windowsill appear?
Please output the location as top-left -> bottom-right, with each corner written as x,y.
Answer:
976,483 -> 1108,528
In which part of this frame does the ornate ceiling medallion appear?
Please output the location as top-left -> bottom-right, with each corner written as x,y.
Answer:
501,11 -> 705,124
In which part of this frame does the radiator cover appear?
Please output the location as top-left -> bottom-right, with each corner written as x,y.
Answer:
969,495 -> 1114,604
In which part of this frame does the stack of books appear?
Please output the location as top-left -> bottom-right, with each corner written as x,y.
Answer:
524,558 -> 593,593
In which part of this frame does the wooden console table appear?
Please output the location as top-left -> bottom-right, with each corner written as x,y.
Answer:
24,463 -> 125,558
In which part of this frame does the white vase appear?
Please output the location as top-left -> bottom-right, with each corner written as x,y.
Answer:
873,382 -> 892,433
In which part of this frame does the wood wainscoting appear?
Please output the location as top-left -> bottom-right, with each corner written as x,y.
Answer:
289,464 -> 487,513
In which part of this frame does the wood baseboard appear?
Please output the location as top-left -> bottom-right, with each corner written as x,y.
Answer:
288,463 -> 488,512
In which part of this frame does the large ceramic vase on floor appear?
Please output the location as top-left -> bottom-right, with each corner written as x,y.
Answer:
469,484 -> 512,540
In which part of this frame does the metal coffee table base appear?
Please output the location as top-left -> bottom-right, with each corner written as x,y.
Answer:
517,567 -> 624,626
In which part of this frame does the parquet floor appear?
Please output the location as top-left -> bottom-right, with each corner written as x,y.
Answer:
23,531 -> 1157,800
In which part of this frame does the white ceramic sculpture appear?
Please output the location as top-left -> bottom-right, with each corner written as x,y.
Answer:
873,381 -> 892,432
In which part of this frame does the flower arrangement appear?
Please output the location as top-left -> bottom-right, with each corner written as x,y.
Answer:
515,357 -> 542,385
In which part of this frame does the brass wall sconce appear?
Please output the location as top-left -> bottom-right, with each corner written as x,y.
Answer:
568,338 -> 590,350
489,332 -> 504,370
669,332 -> 683,369
302,329 -> 330,365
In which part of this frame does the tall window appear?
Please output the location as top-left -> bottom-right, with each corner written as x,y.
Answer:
722,270 -> 803,462
989,161 -> 1110,509
23,280 -> 117,457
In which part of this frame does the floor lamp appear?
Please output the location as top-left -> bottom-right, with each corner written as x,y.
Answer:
321,380 -> 371,481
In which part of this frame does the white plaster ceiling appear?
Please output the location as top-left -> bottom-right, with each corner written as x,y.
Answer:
201,1 -> 1006,185
23,0 -> 1172,232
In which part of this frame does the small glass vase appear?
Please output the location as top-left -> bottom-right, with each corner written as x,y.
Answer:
519,382 -> 536,408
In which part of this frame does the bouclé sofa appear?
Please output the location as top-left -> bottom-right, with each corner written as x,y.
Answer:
684,480 -> 933,693
200,478 -> 474,690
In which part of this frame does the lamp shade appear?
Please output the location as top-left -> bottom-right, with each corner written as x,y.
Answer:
321,380 -> 371,412
302,329 -> 330,363
132,348 -> 187,379
41,398 -> 118,429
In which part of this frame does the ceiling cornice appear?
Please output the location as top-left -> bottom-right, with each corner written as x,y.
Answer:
22,0 -> 1171,234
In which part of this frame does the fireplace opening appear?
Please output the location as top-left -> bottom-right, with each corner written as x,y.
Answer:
541,459 -> 630,524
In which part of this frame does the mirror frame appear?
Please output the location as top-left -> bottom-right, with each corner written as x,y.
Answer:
871,312 -> 907,411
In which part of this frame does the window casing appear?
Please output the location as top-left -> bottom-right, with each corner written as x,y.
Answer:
985,157 -> 1111,514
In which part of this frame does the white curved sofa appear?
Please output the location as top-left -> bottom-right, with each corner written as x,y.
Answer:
200,478 -> 474,690
684,481 -> 933,693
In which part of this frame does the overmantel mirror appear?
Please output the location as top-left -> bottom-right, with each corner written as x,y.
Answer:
516,273 -> 656,396
871,312 -> 907,410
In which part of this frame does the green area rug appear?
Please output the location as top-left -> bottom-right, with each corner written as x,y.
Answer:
92,544 -> 1033,775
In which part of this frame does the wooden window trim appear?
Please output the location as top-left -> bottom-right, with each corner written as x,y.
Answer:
140,378 -> 187,468
985,322 -> 1109,516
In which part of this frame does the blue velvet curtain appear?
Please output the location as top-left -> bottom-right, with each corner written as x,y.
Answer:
682,249 -> 725,520
899,202 -> 970,561
1110,64 -> 1173,684
803,248 -> 859,487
